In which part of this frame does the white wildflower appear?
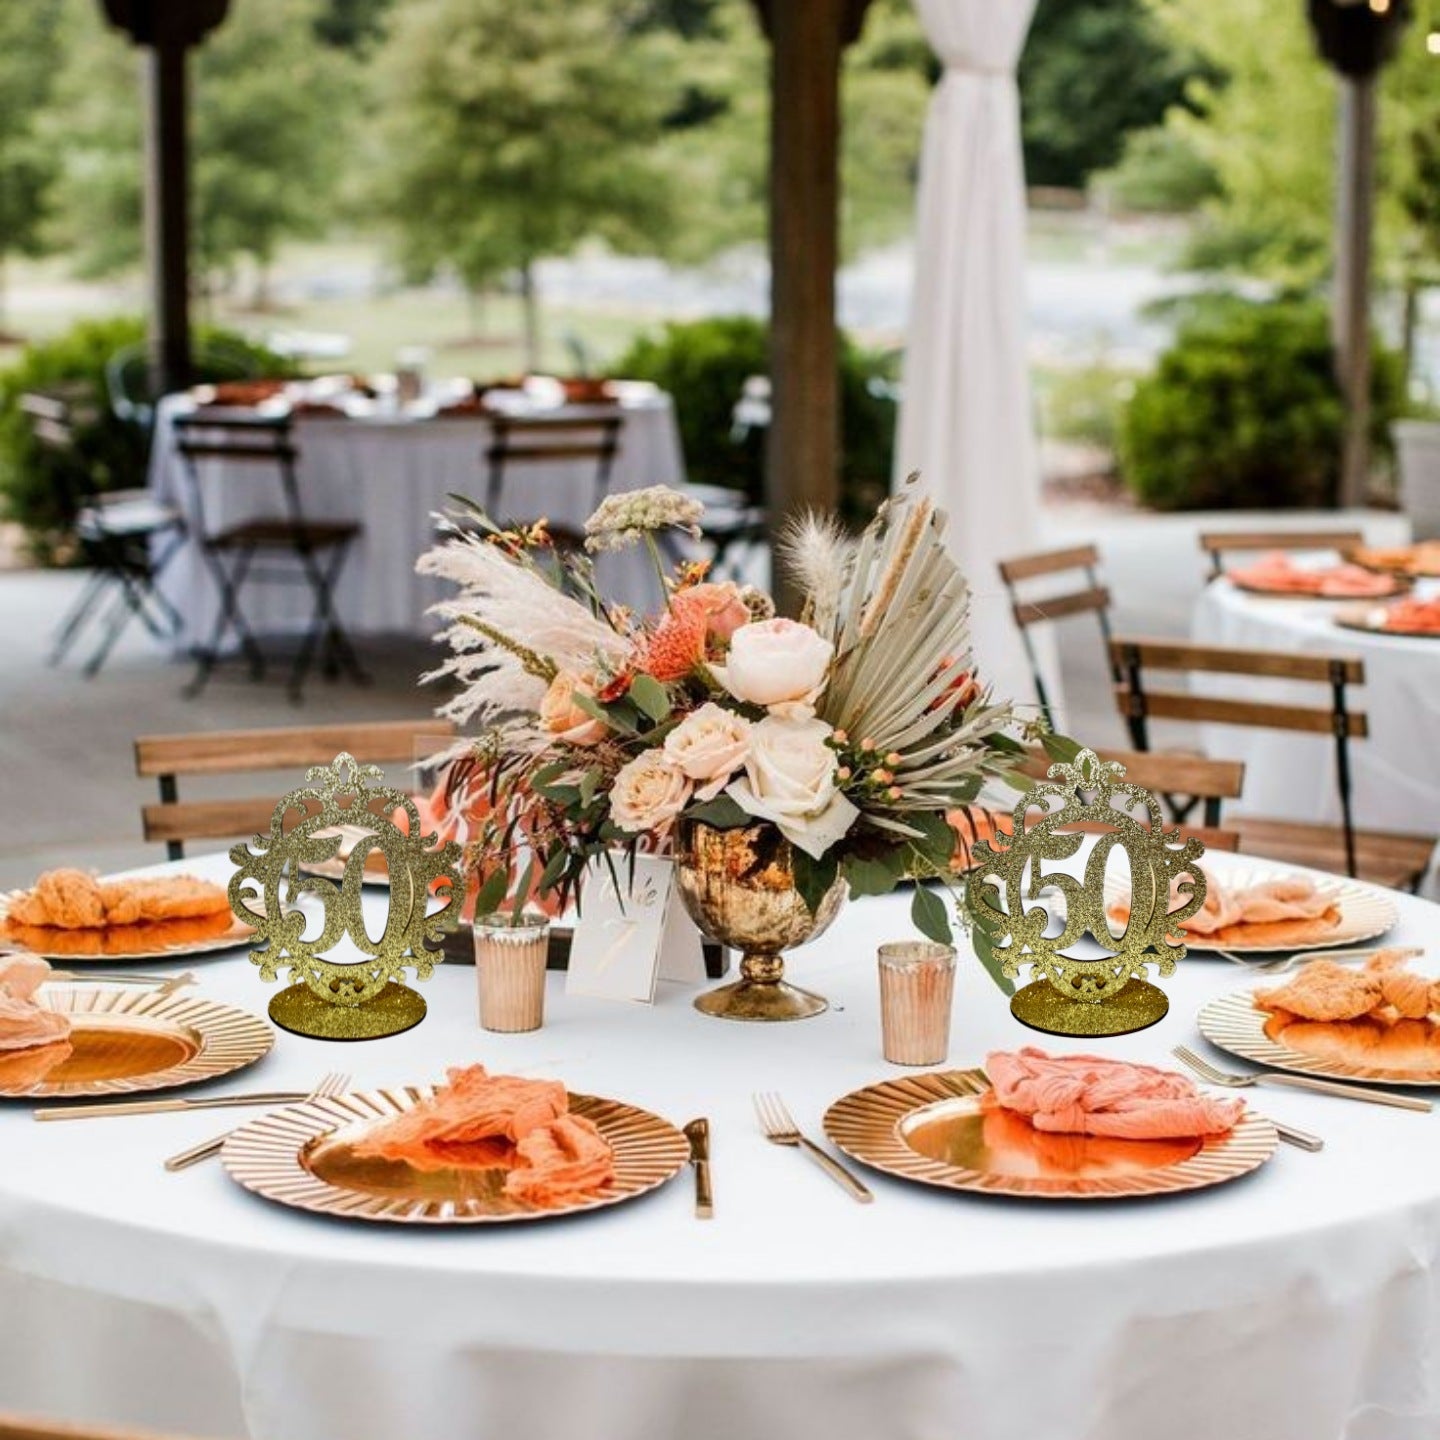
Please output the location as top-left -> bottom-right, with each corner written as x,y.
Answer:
584,486 -> 704,553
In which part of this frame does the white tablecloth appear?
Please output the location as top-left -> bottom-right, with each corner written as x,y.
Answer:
1192,578 -> 1440,834
3,848 -> 1440,1440
146,390 -> 687,647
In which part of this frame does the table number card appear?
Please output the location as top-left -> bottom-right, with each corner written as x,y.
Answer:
565,854 -> 706,1003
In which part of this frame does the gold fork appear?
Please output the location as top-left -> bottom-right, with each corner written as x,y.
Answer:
164,1071 -> 352,1172
753,1091 -> 873,1203
1173,1044 -> 1430,1112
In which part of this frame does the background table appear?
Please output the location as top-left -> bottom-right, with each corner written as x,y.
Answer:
1192,576 -> 1440,837
3,848 -> 1440,1440
147,386 -> 687,649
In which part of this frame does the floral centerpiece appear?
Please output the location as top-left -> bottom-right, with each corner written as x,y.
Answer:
418,481 -> 1057,1019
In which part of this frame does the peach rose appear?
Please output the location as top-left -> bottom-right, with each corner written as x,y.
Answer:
539,672 -> 608,746
687,582 -> 750,644
609,751 -> 691,834
712,618 -> 833,717
663,703 -> 751,799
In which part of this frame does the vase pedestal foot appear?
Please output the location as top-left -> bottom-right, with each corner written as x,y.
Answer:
693,953 -> 828,1022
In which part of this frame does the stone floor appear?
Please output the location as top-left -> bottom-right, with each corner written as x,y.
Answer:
0,506 -> 1407,888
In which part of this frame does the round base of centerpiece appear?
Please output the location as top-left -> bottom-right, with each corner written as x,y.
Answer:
693,954 -> 828,1022
1009,978 -> 1169,1038
268,982 -> 428,1041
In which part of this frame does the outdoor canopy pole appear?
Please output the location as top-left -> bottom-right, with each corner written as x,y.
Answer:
97,0 -> 231,398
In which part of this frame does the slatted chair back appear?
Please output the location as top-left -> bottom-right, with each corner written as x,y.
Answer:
997,544 -> 1113,723
1198,530 -> 1367,578
1021,746 -> 1245,850
172,413 -> 303,537
20,386 -> 104,513
135,719 -> 457,860
484,409 -> 625,518
1109,638 -> 1367,875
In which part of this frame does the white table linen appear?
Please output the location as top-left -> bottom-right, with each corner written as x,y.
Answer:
1192,577 -> 1440,835
146,389 -> 687,648
3,848 -> 1440,1440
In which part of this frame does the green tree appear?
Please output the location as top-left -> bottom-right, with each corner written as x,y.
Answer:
1020,0 -> 1204,190
46,0 -> 357,302
371,0 -> 682,366
0,3 -> 63,335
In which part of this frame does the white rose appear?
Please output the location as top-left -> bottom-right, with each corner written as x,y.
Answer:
609,751 -> 691,835
712,619 -> 833,717
662,703 -> 751,800
727,716 -> 858,859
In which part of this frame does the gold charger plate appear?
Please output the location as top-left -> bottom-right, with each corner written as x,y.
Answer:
1103,869 -> 1396,954
1335,603 -> 1440,641
0,892 -> 253,964
222,1087 -> 690,1224
1227,574 -> 1411,601
1198,988 -> 1440,1087
295,824 -> 393,887
823,1071 -> 1276,1200
0,984 -> 273,1099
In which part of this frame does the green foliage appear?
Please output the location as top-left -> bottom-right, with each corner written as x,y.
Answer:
1020,0 -> 1206,190
370,0 -> 680,298
1118,295 -> 1405,510
0,317 -> 292,562
1152,0 -> 1440,287
1037,361 -> 1138,451
0,2 -> 62,310
613,316 -> 896,521
47,0 -> 357,286
1098,127 -> 1220,214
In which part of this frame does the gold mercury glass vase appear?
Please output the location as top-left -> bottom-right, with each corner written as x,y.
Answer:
674,820 -> 847,1022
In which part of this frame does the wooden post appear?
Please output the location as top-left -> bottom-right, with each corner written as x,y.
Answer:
754,0 -> 870,612
98,0 -> 230,397
143,37 -> 191,396
1334,73 -> 1376,510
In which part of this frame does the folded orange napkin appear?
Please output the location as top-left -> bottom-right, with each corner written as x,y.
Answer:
1178,869 -> 1335,937
0,956 -> 72,1052
1381,597 -> 1440,633
1227,553 -> 1397,598
986,1048 -> 1244,1139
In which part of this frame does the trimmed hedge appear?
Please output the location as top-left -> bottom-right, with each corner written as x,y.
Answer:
1118,294 -> 1404,510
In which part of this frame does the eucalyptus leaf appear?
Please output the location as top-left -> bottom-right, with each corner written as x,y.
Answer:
686,794 -> 751,828
793,850 -> 840,915
472,867 -> 510,918
971,921 -> 1016,997
910,885 -> 952,945
841,851 -> 906,898
629,673 -> 672,722
1041,732 -> 1084,764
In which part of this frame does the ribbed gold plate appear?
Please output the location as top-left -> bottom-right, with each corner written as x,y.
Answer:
1199,989 -> 1440,1087
1103,870 -> 1396,954
222,1088 -> 690,1224
0,985 -> 273,1099
1335,603 -> 1440,641
823,1071 -> 1277,1199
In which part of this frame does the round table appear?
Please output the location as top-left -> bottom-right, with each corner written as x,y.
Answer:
3,849 -> 1440,1440
1191,577 -> 1440,838
146,384 -> 687,649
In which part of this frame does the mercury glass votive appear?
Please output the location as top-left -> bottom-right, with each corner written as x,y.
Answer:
878,941 -> 957,1066
473,912 -> 551,1032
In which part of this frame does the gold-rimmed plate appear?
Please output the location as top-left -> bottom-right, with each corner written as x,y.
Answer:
1103,869 -> 1396,954
1227,573 -> 1411,601
0,985 -> 273,1099
1335,603 -> 1440,641
0,892 -> 253,964
296,825 -> 393,887
222,1088 -> 689,1224
823,1071 -> 1277,1200
1198,988 -> 1440,1087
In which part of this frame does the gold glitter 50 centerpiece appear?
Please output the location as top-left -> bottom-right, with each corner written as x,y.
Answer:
229,754 -> 463,1040
966,749 -> 1206,1037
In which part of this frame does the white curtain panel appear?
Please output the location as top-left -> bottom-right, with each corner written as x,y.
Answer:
894,0 -> 1062,721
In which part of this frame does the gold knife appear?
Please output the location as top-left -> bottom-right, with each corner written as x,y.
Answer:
683,1116 -> 713,1219
34,1091 -> 313,1122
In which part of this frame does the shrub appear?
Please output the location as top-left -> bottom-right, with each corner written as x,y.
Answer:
1118,294 -> 1404,510
0,317 -> 293,563
613,316 -> 897,524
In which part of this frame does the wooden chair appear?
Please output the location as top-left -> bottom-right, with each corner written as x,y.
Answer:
24,387 -> 186,676
1109,638 -> 1436,889
484,409 -> 624,518
173,413 -> 366,701
0,1416 -> 196,1440
135,719 -> 456,860
1198,529 -> 1366,578
1023,747 -> 1245,852
997,544 -> 1114,724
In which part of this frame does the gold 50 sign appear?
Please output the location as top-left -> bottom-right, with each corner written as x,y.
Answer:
229,753 -> 464,1040
967,749 -> 1206,1037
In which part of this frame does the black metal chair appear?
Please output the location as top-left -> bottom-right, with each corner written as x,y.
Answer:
23,386 -> 186,676
106,338 -> 263,449
172,412 -> 366,701
484,408 -> 625,518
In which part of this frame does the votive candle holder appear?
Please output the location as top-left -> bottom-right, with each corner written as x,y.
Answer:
473,912 -> 550,1032
878,940 -> 957,1066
